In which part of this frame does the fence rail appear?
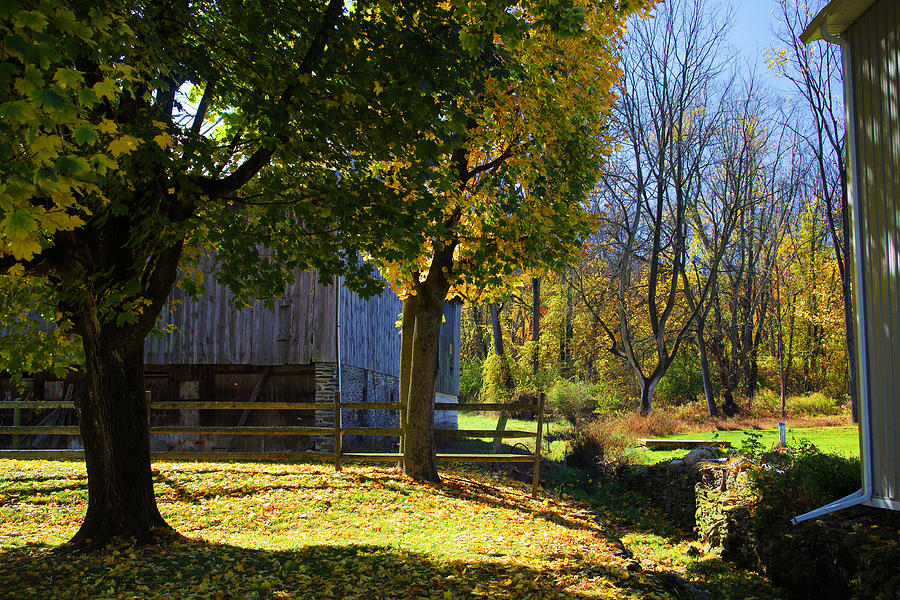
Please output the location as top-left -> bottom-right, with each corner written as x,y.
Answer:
0,393 -> 548,495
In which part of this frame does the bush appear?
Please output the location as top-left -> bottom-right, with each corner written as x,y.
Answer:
547,378 -> 597,427
751,388 -> 782,415
748,442 -> 861,536
654,349 -> 704,407
480,354 -> 511,404
567,419 -> 630,475
508,390 -> 540,419
612,410 -> 681,439
458,358 -> 483,403
788,392 -> 842,417
593,379 -> 634,418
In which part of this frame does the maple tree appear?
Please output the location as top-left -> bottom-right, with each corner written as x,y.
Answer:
0,0 -> 527,546
371,0 -> 650,482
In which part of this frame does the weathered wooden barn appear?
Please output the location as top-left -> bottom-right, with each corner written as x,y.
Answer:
1,263 -> 461,453
142,262 -> 461,453
796,0 -> 900,519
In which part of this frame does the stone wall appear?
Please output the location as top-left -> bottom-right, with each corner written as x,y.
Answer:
693,461 -> 755,562
621,459 -> 707,531
314,363 -> 400,451
314,363 -> 338,451
625,455 -> 900,600
314,363 -> 461,451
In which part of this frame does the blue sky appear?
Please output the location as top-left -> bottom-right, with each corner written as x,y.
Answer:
731,1 -> 783,64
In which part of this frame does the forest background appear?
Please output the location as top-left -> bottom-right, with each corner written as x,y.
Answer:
459,0 -> 854,428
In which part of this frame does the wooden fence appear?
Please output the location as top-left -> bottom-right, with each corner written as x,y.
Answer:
0,394 -> 547,495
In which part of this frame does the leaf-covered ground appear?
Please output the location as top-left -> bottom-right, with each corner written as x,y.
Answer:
0,460 -> 777,599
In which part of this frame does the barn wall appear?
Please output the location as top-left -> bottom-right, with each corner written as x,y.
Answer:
436,300 -> 461,397
146,364 -> 317,452
847,0 -> 900,508
144,261 -> 337,366
338,282 -> 402,376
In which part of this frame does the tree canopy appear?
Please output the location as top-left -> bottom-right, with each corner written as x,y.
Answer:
0,0 -> 652,546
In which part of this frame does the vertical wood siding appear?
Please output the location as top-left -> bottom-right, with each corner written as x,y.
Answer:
338,281 -> 402,377
436,300 -> 461,396
847,0 -> 900,507
143,259 -> 460,397
144,258 -> 336,366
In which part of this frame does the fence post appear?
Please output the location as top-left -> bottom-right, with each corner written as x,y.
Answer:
532,392 -> 546,497
334,389 -> 342,471
398,394 -> 406,470
12,407 -> 21,450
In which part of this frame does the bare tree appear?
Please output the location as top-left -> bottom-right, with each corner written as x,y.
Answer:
583,0 -> 737,415
771,0 -> 856,421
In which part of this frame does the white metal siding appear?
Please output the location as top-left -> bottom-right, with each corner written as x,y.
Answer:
847,0 -> 900,508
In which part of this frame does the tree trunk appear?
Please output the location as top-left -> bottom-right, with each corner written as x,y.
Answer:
402,291 -> 444,483
639,375 -> 660,416
532,277 -> 540,378
471,305 -> 489,360
696,326 -> 717,417
69,327 -> 170,548
709,338 -> 738,417
402,246 -> 453,484
399,296 -> 417,458
489,303 -> 511,454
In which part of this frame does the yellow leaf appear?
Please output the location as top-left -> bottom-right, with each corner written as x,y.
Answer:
153,133 -> 175,150
98,119 -> 118,134
108,135 -> 138,157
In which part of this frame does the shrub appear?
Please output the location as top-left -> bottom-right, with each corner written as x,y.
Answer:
612,410 -> 681,439
747,443 -> 861,536
593,379 -> 634,418
654,349 -> 704,407
567,419 -> 630,474
510,341 -> 549,392
751,388 -> 781,415
508,390 -> 540,419
547,378 -> 597,427
788,392 -> 842,417
458,358 -> 483,403
670,401 -> 712,426
479,354 -> 511,404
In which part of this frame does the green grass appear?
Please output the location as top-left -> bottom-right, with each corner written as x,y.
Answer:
454,412 -> 568,460
629,424 -> 860,464
0,459 -> 779,599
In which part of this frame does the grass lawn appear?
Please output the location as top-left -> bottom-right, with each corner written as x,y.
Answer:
0,459 -> 777,599
629,424 -> 860,465
452,412 -> 568,461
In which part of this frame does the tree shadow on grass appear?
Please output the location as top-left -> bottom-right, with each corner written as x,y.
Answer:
0,538 -> 682,600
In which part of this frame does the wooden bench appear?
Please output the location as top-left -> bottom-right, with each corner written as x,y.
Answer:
636,438 -> 732,450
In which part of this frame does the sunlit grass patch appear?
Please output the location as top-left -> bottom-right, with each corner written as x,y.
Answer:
2,459 -> 743,599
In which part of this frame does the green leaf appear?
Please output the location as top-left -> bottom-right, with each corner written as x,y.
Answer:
16,10 -> 49,32
92,79 -> 118,99
1,207 -> 37,241
0,100 -> 35,123
3,33 -> 26,58
34,88 -> 67,111
72,123 -> 99,145
54,155 -> 89,175
0,62 -> 17,84
53,67 -> 83,88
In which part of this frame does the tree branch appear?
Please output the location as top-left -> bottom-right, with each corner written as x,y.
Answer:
196,0 -> 344,199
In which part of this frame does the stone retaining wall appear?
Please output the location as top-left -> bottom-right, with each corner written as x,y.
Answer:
624,455 -> 900,600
